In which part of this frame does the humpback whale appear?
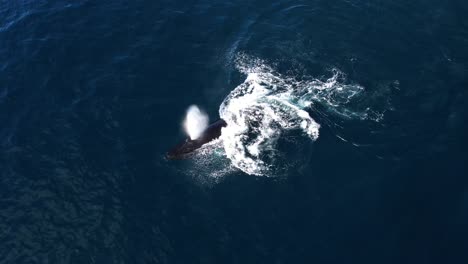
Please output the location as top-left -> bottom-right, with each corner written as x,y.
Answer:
166,119 -> 227,160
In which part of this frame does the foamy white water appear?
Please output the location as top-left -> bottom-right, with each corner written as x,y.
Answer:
190,55 -> 383,177
184,105 -> 209,140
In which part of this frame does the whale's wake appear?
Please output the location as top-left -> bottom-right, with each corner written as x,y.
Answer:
191,55 -> 384,177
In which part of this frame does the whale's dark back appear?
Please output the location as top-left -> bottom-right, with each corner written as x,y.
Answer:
198,119 -> 227,143
166,119 -> 227,159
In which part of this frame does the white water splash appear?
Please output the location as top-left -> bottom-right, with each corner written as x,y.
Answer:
190,55 -> 383,177
184,105 -> 209,140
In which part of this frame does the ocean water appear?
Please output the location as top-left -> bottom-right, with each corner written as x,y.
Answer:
1,0 -> 467,263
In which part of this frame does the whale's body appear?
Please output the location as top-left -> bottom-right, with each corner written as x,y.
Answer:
166,119 -> 227,160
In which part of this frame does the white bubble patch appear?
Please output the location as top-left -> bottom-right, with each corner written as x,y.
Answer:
191,55 -> 383,177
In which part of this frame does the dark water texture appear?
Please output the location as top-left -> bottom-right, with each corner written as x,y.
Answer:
1,0 -> 467,263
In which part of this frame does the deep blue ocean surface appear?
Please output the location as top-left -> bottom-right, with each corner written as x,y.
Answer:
1,0 -> 467,263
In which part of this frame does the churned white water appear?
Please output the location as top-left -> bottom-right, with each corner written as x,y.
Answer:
189,55 -> 384,177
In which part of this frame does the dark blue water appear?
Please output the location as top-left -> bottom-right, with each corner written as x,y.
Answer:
1,0 -> 467,263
